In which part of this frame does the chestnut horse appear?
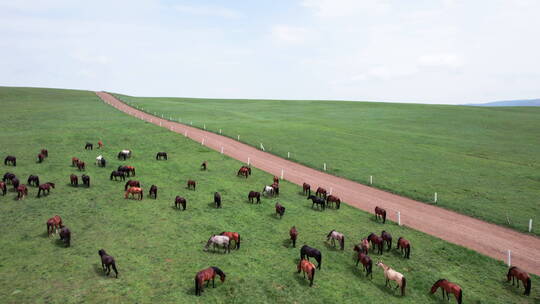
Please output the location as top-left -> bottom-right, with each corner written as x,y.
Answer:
27,175 -> 40,187
40,149 -> 48,157
290,226 -> 298,247
0,181 -> 6,196
302,183 -> 311,196
430,279 -> 462,303
37,153 -> 46,163
354,238 -> 370,254
16,184 -> 28,200
98,140 -> 103,149
70,174 -> 78,186
77,161 -> 86,171
214,192 -> 221,208
174,196 -> 187,210
315,187 -> 327,198
187,180 -> 196,190
367,233 -> 383,254
4,156 -> 16,166
125,187 -> 143,200
354,246 -> 373,278
149,185 -> 157,199
47,215 -> 63,236
374,206 -> 386,223
275,202 -> 285,218
248,191 -> 261,203
376,261 -> 406,296
507,266 -> 531,295
237,166 -> 251,178
71,157 -> 80,167
297,259 -> 316,287
194,267 -> 226,296
98,249 -> 119,278
396,237 -> 411,259
326,195 -> 341,209
82,174 -> 90,187
220,232 -> 241,249
124,180 -> 140,190
37,182 -> 55,197
381,231 -> 392,251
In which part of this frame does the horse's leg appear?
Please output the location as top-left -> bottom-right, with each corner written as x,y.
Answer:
385,278 -> 389,287
212,277 -> 215,288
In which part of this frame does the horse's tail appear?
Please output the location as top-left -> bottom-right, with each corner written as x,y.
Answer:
124,191 -> 129,198
237,234 -> 241,249
310,267 -> 315,286
337,200 -> 340,209
382,211 -> 386,223
406,245 -> 410,259
317,255 -> 322,269
340,236 -> 345,250
525,277 -> 531,295
124,182 -> 128,190
457,288 -> 463,304
110,172 -> 113,180
112,262 -> 119,277
367,260 -> 372,277
195,277 -> 200,296
401,276 -> 406,296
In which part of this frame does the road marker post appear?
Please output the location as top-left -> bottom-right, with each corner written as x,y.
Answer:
507,250 -> 511,266
434,192 -> 438,203
324,163 -> 327,171
221,147 -> 224,154
397,211 -> 401,226
529,219 -> 533,232
370,175 -> 373,185
281,169 -> 284,180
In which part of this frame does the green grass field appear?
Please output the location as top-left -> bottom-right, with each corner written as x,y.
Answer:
0,87 -> 538,303
113,94 -> 540,235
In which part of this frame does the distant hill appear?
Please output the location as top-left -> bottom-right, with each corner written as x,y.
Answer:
467,99 -> 540,107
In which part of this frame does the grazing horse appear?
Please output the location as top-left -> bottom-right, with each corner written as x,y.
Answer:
4,156 -> 16,166
0,181 -> 6,196
37,182 -> 55,197
300,245 -> 322,269
110,171 -> 126,181
326,230 -> 345,250
125,187 -> 143,200
354,246 -> 373,278
40,149 -> 48,157
82,174 -> 90,187
156,152 -> 168,160
124,180 -> 140,190
237,166 -> 251,178
59,227 -> 71,247
214,192 -> 221,208
248,191 -> 261,203
275,202 -> 285,218
354,238 -> 371,254
201,161 -> 207,171
273,176 -> 279,184
149,185 -> 158,199
307,195 -> 326,210
262,185 -> 275,197
96,155 -> 106,167
118,165 -> 135,177
46,215 -> 63,236
204,235 -> 230,253
70,174 -> 78,186
507,266 -> 531,295
431,279 -> 463,303
195,267 -> 226,296
27,175 -> 40,187
367,233 -> 384,254
297,259 -> 316,287
374,206 -> 387,223
12,177 -> 20,190
77,161 -> 85,171
326,195 -> 341,209
98,249 -> 119,278
85,142 -> 93,150
376,261 -> 406,296
117,150 -> 131,160
302,183 -> 311,196
220,232 -> 241,249
271,182 -> 280,196
290,226 -> 298,247
174,196 -> 187,210
98,140 -> 103,149
396,237 -> 411,259
187,180 -> 196,190
315,187 -> 327,198
71,157 -> 80,167
37,153 -> 46,163
3,172 -> 16,183
381,231 -> 392,251
16,184 -> 28,200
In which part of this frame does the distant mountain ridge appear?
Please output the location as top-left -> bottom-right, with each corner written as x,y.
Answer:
467,99 -> 540,107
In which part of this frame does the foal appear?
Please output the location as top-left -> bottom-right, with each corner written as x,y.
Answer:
214,192 -> 221,208
98,249 -> 119,278
374,206 -> 386,223
46,215 -> 63,236
0,181 -> 6,196
37,182 -> 55,197
354,246 -> 373,278
27,175 -> 40,187
302,183 -> 311,196
81,174 -> 90,187
59,227 -> 71,247
16,184 -> 28,200
275,202 -> 285,218
70,174 -> 78,186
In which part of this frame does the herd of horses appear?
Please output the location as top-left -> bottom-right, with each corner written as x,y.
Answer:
1,142 -> 533,301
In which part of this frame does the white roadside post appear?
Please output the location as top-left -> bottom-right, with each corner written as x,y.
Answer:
219,129 -> 222,134
529,219 -> 533,232
434,192 -> 438,203
287,152 -> 290,158
221,147 -> 224,154
397,211 -> 401,226
159,122 -> 162,127
190,121 -> 193,125
507,250 -> 511,266
329,188 -> 333,195
237,135 -> 240,141
281,169 -> 284,180
247,157 -> 250,166
184,131 -> 188,137
204,124 -> 206,130
324,163 -> 327,171
201,138 -> 205,146
370,175 -> 373,185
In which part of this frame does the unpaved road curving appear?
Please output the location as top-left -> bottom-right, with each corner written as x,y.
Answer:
96,92 -> 540,276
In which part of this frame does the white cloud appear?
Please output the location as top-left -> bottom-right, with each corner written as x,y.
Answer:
271,25 -> 313,44
418,54 -> 463,69
301,0 -> 390,18
173,4 -> 241,19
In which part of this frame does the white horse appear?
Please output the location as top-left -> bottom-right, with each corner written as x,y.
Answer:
95,155 -> 106,167
262,185 -> 275,197
326,230 -> 345,250
204,235 -> 230,253
376,261 -> 406,296
121,150 -> 132,157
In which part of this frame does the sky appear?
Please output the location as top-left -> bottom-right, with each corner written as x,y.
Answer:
0,0 -> 539,104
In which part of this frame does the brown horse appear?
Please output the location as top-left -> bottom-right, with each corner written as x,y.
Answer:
46,215 -> 63,236
77,161 -> 86,171
326,195 -> 341,209
11,177 -> 20,190
4,156 -> 16,166
430,279 -> 463,303
354,238 -> 370,254
275,202 -> 285,218
315,187 -> 327,198
37,182 -> 55,197
82,174 -> 90,187
155,152 -> 168,160
297,259 -> 316,287
16,184 -> 28,200
118,165 -> 135,177
396,237 -> 411,259
273,176 -> 279,184
303,183 -> 311,196
507,266 -> 531,295
353,246 -> 373,278
37,153 -> 46,163
149,185 -> 158,199
0,181 -> 6,196
110,171 -> 126,181
194,267 -> 226,296
71,157 -> 79,167
27,175 -> 40,187
98,140 -> 103,149
187,180 -> 196,190
289,226 -> 298,247
124,180 -> 140,190
381,231 -> 392,251
2,172 -> 16,184
70,174 -> 78,186
98,249 -> 119,278
174,196 -> 187,210
220,232 -> 241,249
125,187 -> 143,200
201,161 -> 207,171
40,149 -> 48,157
271,182 -> 280,196
214,192 -> 221,208
374,206 -> 386,223
59,227 -> 71,247
237,167 -> 250,178
248,191 -> 261,203
367,233 -> 384,254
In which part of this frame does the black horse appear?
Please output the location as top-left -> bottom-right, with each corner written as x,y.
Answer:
381,231 -> 392,251
82,174 -> 90,187
300,245 -> 322,269
27,175 -> 40,187
214,192 -> 222,208
98,249 -> 119,278
175,196 -> 187,210
59,227 -> 71,247
156,152 -> 168,160
110,171 -> 126,181
307,195 -> 325,210
98,157 -> 106,167
4,156 -> 16,166
3,172 -> 16,183
85,142 -> 93,150
149,185 -> 158,199
11,177 -> 20,190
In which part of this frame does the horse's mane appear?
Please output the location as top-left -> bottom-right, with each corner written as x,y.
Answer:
211,266 -> 225,277
433,278 -> 447,285
397,237 -> 403,243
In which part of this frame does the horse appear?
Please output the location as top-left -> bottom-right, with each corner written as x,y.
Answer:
396,237 -> 411,259
315,187 -> 327,198
156,152 -> 168,160
59,227 -> 71,247
174,196 -> 187,210
82,174 -> 90,187
273,176 -> 279,184
354,238 -> 371,254
76,161 -> 85,171
27,175 -> 40,187
149,185 -> 158,199
40,149 -> 48,157
237,166 -> 251,178
214,192 -> 221,208
375,206 -> 386,223
307,195 -> 326,210
70,174 -> 78,186
300,245 -> 322,269
2,172 -> 15,183
195,267 -> 226,296
16,184 -> 28,200
0,181 -> 6,196
98,249 -> 119,278
376,261 -> 406,296
367,233 -> 384,254
110,171 -> 126,181
118,166 -> 135,177
381,231 -> 392,251
303,183 -> 311,196
46,215 -> 63,236
220,232 -> 241,249
85,142 -> 93,150
187,180 -> 196,190
327,230 -> 345,250
71,157 -> 80,167
125,187 -> 143,200
201,161 -> 207,171
248,191 -> 261,203
326,195 -> 341,209
262,185 -> 275,197
4,156 -> 16,166
290,226 -> 298,247
124,180 -> 140,190
98,140 -> 103,149
353,246 -> 373,278
204,235 -> 230,253
271,182 -> 280,196
12,177 -> 20,190
297,259 -> 316,287
507,266 -> 531,295
430,279 -> 463,303
275,202 -> 285,218
37,153 -> 46,163
117,150 -> 131,160
96,155 -> 106,167
37,182 -> 55,197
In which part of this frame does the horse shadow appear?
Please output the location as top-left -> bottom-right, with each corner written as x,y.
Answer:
373,280 -> 400,296
93,263 -> 107,277
349,264 -> 371,280
500,280 -> 527,296
207,202 -> 219,208
39,232 -> 50,239
282,238 -> 293,248
54,239 -> 68,248
369,217 -> 385,224
293,271 -> 312,287
323,241 -> 339,251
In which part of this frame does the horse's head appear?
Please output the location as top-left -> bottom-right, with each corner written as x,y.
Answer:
48,182 -> 55,188
430,279 -> 446,294
212,267 -> 226,282
98,249 -> 106,256
507,266 -> 517,281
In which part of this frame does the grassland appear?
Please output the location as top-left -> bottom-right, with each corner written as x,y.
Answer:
0,87 -> 538,303
113,94 -> 540,235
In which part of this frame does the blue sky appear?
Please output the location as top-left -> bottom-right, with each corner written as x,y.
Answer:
1,0 -> 539,104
